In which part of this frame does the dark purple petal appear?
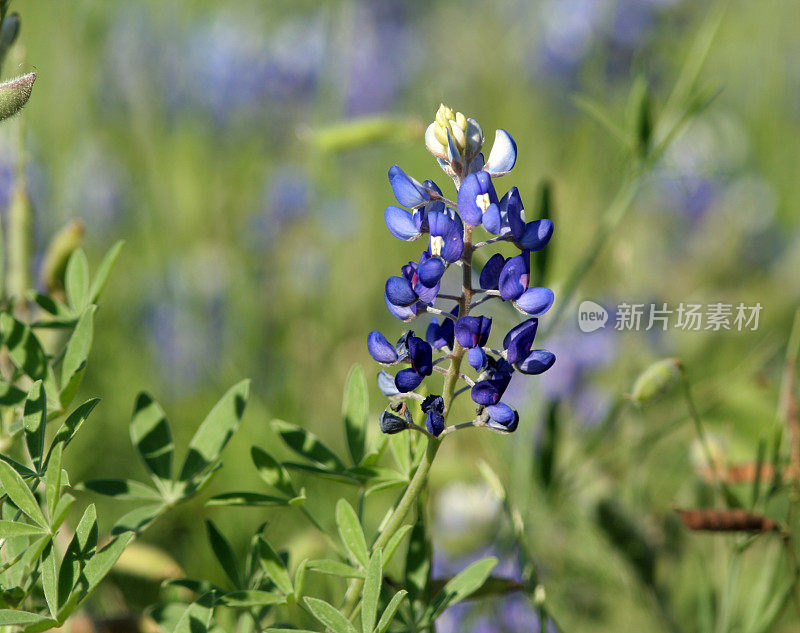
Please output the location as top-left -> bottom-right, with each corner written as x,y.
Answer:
418,257 -> 446,288
503,318 -> 538,365
454,316 -> 492,348
389,164 -> 430,208
385,276 -> 417,307
426,317 -> 455,350
519,219 -> 554,251
377,370 -> 400,396
498,254 -> 530,301
516,349 -> 556,375
479,253 -> 506,290
514,287 -> 555,316
384,206 -> 420,240
426,411 -> 445,436
428,211 -> 465,262
395,368 -> 424,393
367,330 -> 399,364
500,187 -> 525,239
408,336 -> 433,376
467,346 -> 488,372
471,380 -> 503,405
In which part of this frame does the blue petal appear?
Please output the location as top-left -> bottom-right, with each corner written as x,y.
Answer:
389,164 -> 430,208
454,316 -> 492,348
516,349 -> 556,375
519,219 -> 554,251
468,153 -> 485,174
503,318 -> 538,365
456,172 -> 485,225
483,202 -> 503,234
471,379 -> 504,406
395,368 -> 424,393
467,347 -> 488,372
514,287 -> 555,316
426,411 -> 445,436
385,276 -> 418,307
500,187 -> 526,239
426,316 -> 455,349
385,293 -> 416,321
377,370 -> 400,396
384,206 -> 420,240
367,330 -> 399,364
483,129 -> 517,177
486,403 -> 519,432
408,336 -> 433,376
498,255 -> 529,301
479,253 -> 506,290
418,257 -> 446,288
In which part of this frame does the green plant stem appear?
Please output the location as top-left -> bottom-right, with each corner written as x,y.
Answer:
343,437 -> 440,619
678,364 -> 731,504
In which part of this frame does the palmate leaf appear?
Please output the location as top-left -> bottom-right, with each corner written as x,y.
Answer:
0,520 -> 49,538
89,240 -> 124,304
205,520 -> 243,589
59,305 -> 96,408
361,549 -> 382,633
423,557 -> 497,622
0,459 -> 47,527
257,537 -> 293,595
272,420 -> 346,472
0,313 -> 48,380
112,504 -> 165,535
23,380 -> 46,474
173,592 -> 216,633
80,478 -> 162,501
47,398 -> 101,465
64,249 -> 90,313
336,499 -> 369,568
306,559 -> 365,579
130,392 -> 174,486
251,446 -> 296,498
342,364 -> 368,466
178,380 -> 250,484
218,590 -> 286,608
206,492 -> 290,508
375,590 -> 407,633
304,597 -> 357,633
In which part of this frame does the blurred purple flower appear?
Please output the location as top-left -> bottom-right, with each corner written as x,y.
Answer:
342,0 -> 420,116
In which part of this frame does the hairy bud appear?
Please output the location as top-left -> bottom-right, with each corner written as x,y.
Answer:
0,72 -> 35,121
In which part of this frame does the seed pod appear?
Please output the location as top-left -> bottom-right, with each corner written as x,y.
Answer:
0,72 -> 35,121
676,508 -> 777,533
630,358 -> 680,404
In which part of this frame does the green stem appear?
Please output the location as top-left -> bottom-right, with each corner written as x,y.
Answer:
343,438 -> 440,618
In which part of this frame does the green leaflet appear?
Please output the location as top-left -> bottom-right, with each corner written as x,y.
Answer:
342,364 -> 368,466
336,499 -> 369,568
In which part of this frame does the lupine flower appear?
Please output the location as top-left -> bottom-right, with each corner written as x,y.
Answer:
368,105 -> 556,436
426,310 -> 457,350
395,335 -> 433,392
421,395 -> 446,436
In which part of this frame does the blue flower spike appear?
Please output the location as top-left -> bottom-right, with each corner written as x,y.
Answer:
369,104 -> 556,437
